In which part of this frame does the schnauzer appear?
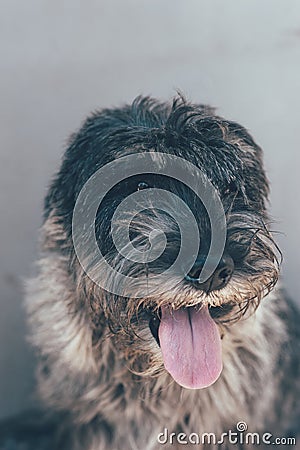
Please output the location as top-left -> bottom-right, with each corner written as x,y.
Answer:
0,96 -> 299,449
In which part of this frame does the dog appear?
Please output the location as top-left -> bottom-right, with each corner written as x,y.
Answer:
0,96 -> 299,449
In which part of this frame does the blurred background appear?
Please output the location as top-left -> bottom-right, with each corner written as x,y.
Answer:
0,0 -> 299,419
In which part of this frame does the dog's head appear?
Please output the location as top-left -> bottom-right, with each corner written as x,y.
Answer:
45,96 -> 280,389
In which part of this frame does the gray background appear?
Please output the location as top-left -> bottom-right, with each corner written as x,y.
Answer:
0,0 -> 299,419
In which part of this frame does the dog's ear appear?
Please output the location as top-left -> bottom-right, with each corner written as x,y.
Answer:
43,104 -> 141,228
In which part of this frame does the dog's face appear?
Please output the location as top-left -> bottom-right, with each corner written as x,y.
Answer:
46,97 -> 280,389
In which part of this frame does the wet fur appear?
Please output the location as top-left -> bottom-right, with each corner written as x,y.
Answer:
1,97 -> 299,449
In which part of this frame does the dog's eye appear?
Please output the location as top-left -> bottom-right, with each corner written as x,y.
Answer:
223,181 -> 237,195
226,239 -> 250,264
137,181 -> 149,191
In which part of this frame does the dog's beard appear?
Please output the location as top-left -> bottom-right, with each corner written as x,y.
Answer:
78,206 -> 280,391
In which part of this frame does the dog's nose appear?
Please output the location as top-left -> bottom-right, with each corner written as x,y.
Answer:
185,255 -> 234,292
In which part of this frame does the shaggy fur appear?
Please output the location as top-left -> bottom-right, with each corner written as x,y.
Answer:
0,96 -> 299,449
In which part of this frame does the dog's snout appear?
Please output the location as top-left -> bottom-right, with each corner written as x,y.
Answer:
185,255 -> 234,292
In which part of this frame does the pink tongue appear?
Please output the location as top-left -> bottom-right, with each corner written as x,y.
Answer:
158,305 -> 223,389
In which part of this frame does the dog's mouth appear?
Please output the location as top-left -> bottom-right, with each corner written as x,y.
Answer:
149,304 -> 233,346
149,312 -> 161,347
148,305 -> 229,390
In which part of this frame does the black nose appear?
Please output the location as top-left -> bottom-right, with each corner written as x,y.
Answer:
185,255 -> 234,292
